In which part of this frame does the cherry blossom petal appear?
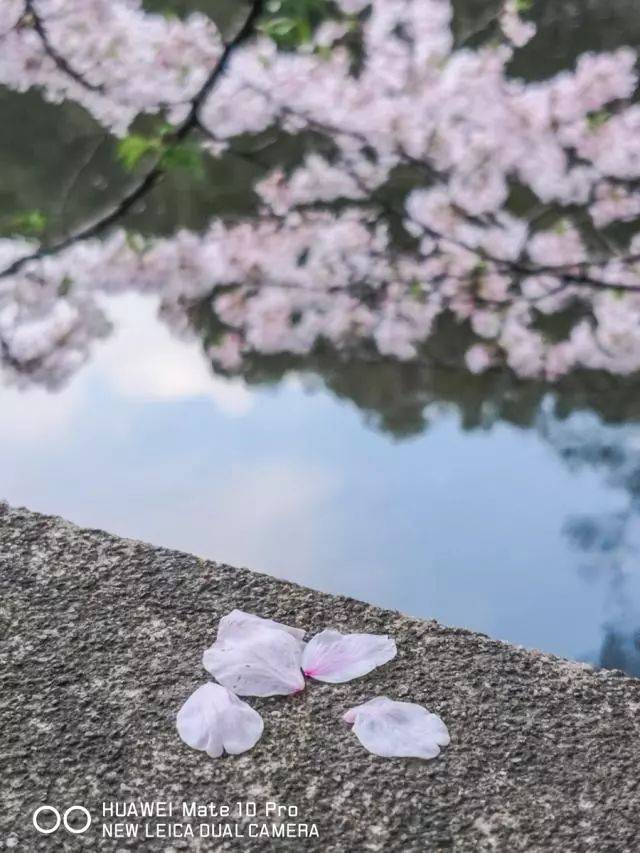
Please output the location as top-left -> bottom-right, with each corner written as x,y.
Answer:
216,609 -> 305,645
203,624 -> 305,696
343,697 -> 450,759
301,629 -> 396,683
176,683 -> 264,758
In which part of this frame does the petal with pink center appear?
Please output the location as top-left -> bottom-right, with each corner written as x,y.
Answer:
301,629 -> 396,683
203,624 -> 305,696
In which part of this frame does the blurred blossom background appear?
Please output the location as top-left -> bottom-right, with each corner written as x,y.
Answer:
1,0 -> 640,674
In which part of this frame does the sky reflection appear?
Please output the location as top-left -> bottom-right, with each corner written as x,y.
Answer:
1,293 -> 635,671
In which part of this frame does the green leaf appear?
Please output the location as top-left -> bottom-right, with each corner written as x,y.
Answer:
125,231 -> 149,253
410,280 -> 423,299
516,0 -> 533,11
5,210 -> 47,235
160,143 -> 204,178
587,110 -> 610,131
117,134 -> 162,171
58,276 -> 73,297
259,0 -> 333,47
261,16 -> 298,38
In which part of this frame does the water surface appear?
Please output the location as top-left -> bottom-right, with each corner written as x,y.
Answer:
2,293 -> 639,674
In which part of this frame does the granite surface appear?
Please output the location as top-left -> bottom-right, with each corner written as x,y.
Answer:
1,503 -> 639,852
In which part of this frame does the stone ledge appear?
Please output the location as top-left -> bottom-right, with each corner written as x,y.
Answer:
1,503 -> 639,851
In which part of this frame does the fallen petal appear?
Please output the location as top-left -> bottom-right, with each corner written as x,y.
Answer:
302,629 -> 396,683
176,683 -> 264,757
217,609 -> 305,646
343,697 -> 449,759
203,624 -> 305,696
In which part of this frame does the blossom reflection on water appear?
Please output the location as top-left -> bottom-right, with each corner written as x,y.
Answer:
1,294 -> 639,675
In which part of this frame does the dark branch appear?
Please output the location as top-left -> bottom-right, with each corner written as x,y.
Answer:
25,0 -> 104,93
0,0 -> 265,280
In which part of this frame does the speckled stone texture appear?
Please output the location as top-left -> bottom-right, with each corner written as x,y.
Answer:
1,503 -> 639,852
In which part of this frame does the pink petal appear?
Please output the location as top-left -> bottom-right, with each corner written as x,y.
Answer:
203,623 -> 305,696
343,697 -> 450,759
302,629 -> 396,683
176,683 -> 264,758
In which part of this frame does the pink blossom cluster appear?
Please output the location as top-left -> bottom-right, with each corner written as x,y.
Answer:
0,0 -> 222,134
2,0 -> 640,387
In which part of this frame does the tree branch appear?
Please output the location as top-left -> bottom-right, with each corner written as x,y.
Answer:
24,0 -> 104,93
0,0 -> 265,280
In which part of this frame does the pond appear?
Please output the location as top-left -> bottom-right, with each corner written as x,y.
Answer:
1,0 -> 640,675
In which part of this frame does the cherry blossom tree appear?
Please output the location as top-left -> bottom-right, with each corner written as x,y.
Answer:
2,0 -> 640,389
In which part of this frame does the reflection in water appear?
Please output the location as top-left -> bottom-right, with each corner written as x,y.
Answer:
0,293 -> 638,675
540,411 -> 640,674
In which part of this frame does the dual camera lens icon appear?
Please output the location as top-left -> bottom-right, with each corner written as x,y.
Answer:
32,805 -> 92,835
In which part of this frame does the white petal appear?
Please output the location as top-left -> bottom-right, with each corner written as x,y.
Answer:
343,697 -> 450,759
217,609 -> 305,645
203,625 -> 305,696
176,683 -> 263,758
301,629 -> 396,683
